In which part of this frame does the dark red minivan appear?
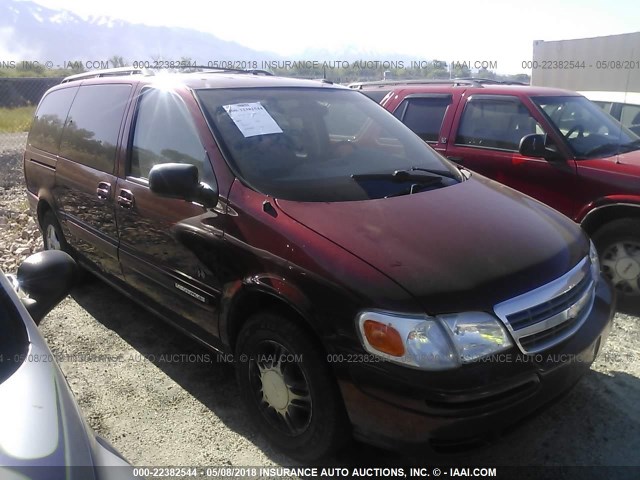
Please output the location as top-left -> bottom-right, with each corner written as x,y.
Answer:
24,69 -> 614,460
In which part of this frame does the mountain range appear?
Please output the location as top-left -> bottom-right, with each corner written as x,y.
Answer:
0,0 -> 279,66
0,0 -> 419,68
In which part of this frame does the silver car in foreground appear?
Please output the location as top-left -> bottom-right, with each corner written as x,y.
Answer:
0,250 -> 135,480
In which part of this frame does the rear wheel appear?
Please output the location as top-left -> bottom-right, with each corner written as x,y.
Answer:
41,210 -> 91,281
592,218 -> 640,299
235,312 -> 349,461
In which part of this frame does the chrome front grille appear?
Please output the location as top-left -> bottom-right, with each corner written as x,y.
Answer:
506,274 -> 592,330
494,257 -> 596,354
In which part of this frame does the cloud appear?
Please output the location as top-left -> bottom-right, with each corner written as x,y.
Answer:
0,27 -> 41,61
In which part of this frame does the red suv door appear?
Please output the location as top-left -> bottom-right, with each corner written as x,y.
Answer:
445,94 -> 580,217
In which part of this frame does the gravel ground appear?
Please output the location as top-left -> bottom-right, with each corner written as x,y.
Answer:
0,132 -> 28,189
1,133 -> 639,476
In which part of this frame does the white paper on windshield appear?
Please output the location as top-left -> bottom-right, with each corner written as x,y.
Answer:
223,102 -> 283,138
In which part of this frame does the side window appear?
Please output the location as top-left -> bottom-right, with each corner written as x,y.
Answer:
28,87 -> 78,153
59,84 -> 132,173
396,96 -> 452,142
593,101 -> 613,115
620,103 -> 640,133
456,97 -> 545,151
130,89 -> 213,183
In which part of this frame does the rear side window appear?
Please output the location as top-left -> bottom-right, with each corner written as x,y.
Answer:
395,96 -> 452,142
361,90 -> 391,103
456,96 -> 544,151
130,89 -> 212,182
28,87 -> 78,154
59,84 -> 132,173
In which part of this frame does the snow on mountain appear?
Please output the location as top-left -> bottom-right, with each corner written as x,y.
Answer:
0,0 -> 279,66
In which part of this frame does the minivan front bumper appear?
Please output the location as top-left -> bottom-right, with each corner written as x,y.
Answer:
338,277 -> 615,452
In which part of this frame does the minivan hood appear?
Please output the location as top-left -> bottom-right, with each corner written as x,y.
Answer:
276,175 -> 588,313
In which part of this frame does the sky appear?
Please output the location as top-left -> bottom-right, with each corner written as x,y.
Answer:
28,0 -> 640,74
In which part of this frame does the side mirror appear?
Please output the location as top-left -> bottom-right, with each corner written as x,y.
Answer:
17,250 -> 77,325
519,134 -> 560,160
149,163 -> 219,207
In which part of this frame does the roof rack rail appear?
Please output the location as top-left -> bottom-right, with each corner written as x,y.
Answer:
183,66 -> 274,76
60,65 -> 275,84
61,67 -> 152,83
453,77 -> 528,86
347,79 -> 484,89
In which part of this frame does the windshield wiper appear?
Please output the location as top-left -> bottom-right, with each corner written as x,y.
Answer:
583,139 -> 640,157
352,169 -> 445,198
582,143 -> 624,157
385,182 -> 442,197
409,166 -> 459,180
352,168 -> 447,183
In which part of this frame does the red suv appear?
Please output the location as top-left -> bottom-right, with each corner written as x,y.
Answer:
357,80 -> 640,301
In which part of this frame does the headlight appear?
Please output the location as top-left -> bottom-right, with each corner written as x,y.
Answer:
589,239 -> 601,283
438,312 -> 513,362
356,310 -> 513,370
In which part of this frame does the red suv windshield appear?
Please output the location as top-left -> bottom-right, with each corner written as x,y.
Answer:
197,88 -> 461,202
532,95 -> 640,158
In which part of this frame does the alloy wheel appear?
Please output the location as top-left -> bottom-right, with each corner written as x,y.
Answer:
248,340 -> 312,436
601,240 -> 640,296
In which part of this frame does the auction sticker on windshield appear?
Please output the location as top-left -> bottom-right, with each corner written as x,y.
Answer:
223,102 -> 283,137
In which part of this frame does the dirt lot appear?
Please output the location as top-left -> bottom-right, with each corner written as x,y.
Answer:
2,134 -> 639,476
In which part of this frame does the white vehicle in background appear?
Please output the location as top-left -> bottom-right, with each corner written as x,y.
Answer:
580,91 -> 640,135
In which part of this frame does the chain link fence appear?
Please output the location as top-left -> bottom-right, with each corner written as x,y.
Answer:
1,77 -> 62,187
0,77 -> 62,108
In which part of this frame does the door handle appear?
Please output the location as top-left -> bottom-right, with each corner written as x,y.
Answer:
96,182 -> 111,200
447,156 -> 464,164
117,189 -> 135,209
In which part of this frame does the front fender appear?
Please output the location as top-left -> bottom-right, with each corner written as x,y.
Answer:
218,274 -> 316,348
576,195 -> 640,224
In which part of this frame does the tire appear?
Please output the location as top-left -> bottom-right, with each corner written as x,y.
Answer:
235,312 -> 349,461
41,210 -> 68,252
592,218 -> 640,299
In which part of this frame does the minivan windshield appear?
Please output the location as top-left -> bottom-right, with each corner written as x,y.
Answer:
197,87 -> 461,201
532,95 -> 640,159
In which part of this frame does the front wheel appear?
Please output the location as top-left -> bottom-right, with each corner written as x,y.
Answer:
592,218 -> 640,298
235,312 -> 349,461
